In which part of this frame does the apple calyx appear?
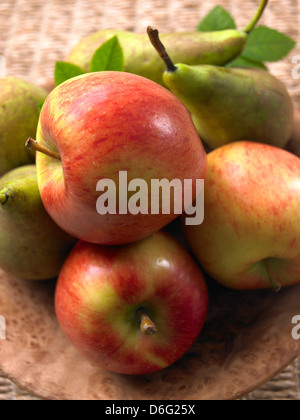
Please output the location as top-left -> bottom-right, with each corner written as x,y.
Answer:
136,308 -> 157,336
147,26 -> 177,73
25,137 -> 61,161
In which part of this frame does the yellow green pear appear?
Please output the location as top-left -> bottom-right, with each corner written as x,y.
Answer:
0,165 -> 76,280
0,77 -> 47,176
164,64 -> 293,149
66,0 -> 268,86
148,28 -> 293,150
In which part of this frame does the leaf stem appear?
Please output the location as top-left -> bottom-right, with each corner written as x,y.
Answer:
147,26 -> 177,72
25,137 -> 61,161
243,0 -> 268,35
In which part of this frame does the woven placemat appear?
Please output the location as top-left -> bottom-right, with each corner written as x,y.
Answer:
0,0 -> 300,400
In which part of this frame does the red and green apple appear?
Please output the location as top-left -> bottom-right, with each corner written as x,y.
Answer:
31,71 -> 207,245
183,141 -> 300,291
55,231 -> 209,375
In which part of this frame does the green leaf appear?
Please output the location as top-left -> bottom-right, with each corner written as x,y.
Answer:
197,6 -> 236,32
226,55 -> 268,70
242,26 -> 296,62
55,62 -> 85,86
90,36 -> 124,72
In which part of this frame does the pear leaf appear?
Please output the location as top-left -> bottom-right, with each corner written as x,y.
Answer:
197,6 -> 236,32
242,26 -> 296,62
226,55 -> 268,70
90,36 -> 124,72
55,62 -> 85,86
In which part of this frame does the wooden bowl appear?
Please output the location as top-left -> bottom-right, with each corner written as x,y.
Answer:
2,106 -> 300,400
0,251 -> 299,400
2,94 -> 300,400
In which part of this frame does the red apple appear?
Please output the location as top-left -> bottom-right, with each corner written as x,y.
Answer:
33,71 -> 207,245
55,231 -> 209,375
183,141 -> 300,291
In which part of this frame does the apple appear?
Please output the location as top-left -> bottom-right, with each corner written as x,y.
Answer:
55,231 -> 209,375
31,71 -> 207,245
183,141 -> 300,291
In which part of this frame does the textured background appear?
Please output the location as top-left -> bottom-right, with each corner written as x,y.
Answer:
0,0 -> 300,400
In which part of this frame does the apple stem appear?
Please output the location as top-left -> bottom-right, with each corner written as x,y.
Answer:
25,137 -> 61,161
270,277 -> 282,293
136,308 -> 157,336
147,26 -> 177,73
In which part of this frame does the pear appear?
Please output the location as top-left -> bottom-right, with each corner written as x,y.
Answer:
0,77 -> 48,176
148,28 -> 293,150
166,65 -> 293,149
0,165 -> 76,280
66,0 -> 268,86
285,107 -> 300,157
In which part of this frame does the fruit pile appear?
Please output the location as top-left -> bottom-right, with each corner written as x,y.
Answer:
0,0 -> 299,377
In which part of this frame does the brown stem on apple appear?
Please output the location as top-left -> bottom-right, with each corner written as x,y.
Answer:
136,308 -> 157,336
147,26 -> 177,73
25,137 -> 61,161
270,278 -> 282,293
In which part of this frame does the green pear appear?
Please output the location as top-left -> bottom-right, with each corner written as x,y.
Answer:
165,64 -> 293,149
148,29 -> 293,150
0,77 -> 48,176
66,0 -> 268,86
285,107 -> 300,158
0,165 -> 76,280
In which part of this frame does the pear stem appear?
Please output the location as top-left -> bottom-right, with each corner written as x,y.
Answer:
136,308 -> 157,336
243,0 -> 268,35
0,189 -> 12,205
147,26 -> 177,72
25,137 -> 61,161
